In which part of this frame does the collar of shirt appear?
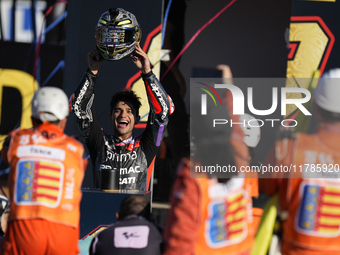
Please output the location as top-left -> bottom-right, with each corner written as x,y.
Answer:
113,135 -> 135,145
35,122 -> 64,139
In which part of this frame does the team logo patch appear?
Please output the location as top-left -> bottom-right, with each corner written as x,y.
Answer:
296,183 -> 340,237
114,226 -> 150,248
15,159 -> 63,208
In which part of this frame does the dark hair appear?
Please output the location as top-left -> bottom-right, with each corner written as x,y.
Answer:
316,104 -> 340,123
191,92 -> 237,182
118,195 -> 151,220
110,90 -> 142,117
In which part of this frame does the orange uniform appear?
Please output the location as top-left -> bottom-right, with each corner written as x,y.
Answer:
260,125 -> 340,255
163,133 -> 258,255
0,123 -> 85,255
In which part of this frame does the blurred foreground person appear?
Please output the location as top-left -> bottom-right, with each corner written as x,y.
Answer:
90,195 -> 163,255
163,88 -> 258,255
0,87 -> 86,255
260,68 -> 340,255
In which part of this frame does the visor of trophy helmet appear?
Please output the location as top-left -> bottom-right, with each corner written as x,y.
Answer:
96,26 -> 136,58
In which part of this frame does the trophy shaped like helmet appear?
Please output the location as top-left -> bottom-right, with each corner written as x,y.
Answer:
95,8 -> 142,61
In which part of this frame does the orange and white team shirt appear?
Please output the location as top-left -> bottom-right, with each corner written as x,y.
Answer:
194,173 -> 257,255
282,130 -> 340,253
164,157 -> 257,255
261,127 -> 340,255
6,124 -> 85,228
163,106 -> 257,255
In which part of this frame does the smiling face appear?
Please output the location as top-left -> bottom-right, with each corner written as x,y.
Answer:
110,101 -> 140,140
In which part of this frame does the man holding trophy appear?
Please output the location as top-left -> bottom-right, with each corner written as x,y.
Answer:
70,8 -> 174,191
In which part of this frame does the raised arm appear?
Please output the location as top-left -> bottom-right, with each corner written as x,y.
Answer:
133,43 -> 174,125
132,44 -> 174,165
69,50 -> 105,159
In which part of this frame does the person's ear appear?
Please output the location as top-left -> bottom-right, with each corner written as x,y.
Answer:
109,113 -> 113,123
135,115 -> 140,125
58,118 -> 67,132
116,212 -> 120,221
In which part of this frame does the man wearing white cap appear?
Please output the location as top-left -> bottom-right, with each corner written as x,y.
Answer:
0,87 -> 86,255
260,69 -> 340,255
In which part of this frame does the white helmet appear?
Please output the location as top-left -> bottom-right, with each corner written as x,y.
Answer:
32,87 -> 69,122
315,68 -> 340,113
240,114 -> 261,148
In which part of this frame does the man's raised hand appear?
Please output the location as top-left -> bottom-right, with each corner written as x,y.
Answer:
131,43 -> 151,74
88,49 -> 105,75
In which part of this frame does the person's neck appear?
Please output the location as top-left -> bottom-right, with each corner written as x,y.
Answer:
115,134 -> 133,142
34,122 -> 64,138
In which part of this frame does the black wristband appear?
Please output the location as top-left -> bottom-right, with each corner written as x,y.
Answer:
141,70 -> 153,79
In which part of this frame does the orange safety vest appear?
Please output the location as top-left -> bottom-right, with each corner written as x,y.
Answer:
193,172 -> 257,255
163,124 -> 257,255
7,126 -> 85,228
192,136 -> 257,255
281,131 -> 340,252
